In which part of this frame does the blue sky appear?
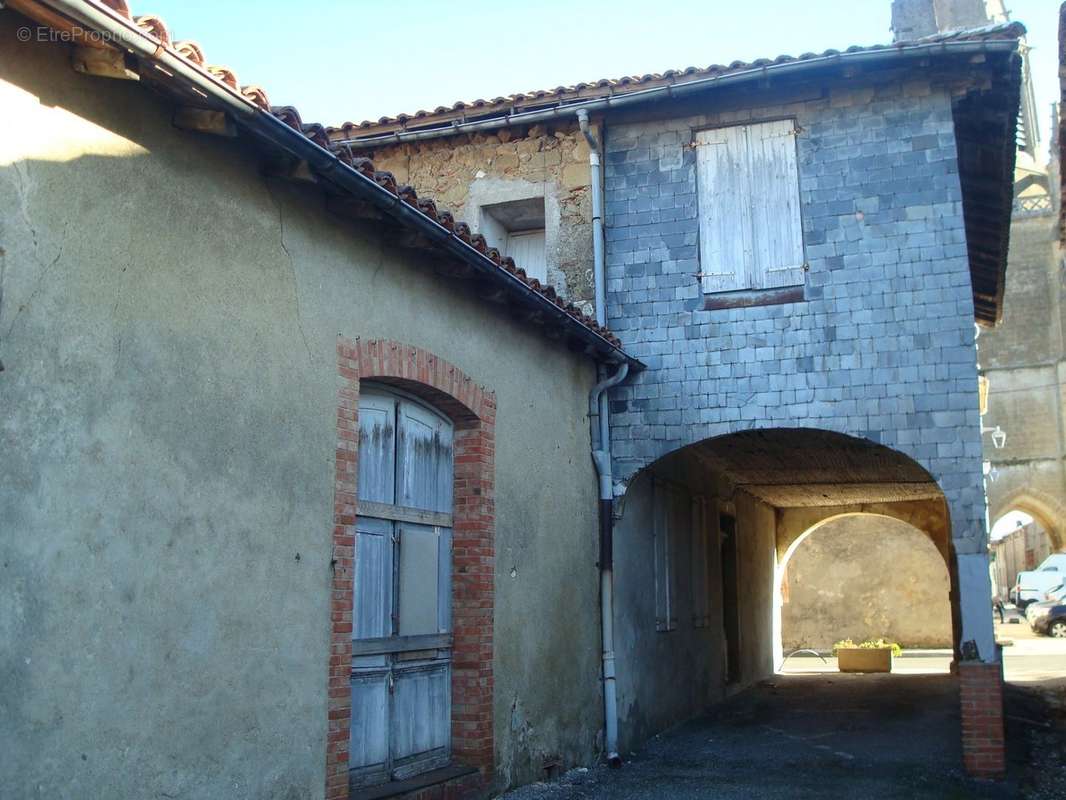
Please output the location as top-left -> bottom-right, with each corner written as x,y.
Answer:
145,0 -> 1058,156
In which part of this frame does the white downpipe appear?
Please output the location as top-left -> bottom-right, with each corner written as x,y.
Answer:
580,107 -> 625,767
588,363 -> 627,768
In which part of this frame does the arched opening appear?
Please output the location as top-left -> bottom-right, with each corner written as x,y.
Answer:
776,513 -> 954,668
987,488 -> 1066,554
611,427 -> 961,753
328,339 -> 496,798
989,507 -> 1063,608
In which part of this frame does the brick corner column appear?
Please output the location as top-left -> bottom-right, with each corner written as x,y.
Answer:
959,660 -> 1006,779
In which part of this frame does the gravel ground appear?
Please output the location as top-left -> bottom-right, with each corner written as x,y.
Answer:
1010,683 -> 1066,800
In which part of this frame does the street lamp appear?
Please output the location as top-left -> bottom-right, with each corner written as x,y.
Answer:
981,424 -> 1007,449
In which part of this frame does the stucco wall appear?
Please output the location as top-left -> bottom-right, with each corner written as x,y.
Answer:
0,20 -> 601,799
612,462 -> 722,753
357,124 -> 596,312
733,493 -> 778,681
781,516 -> 953,651
612,454 -> 778,752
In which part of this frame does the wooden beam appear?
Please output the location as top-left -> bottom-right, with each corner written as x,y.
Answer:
172,107 -> 237,137
72,46 -> 138,80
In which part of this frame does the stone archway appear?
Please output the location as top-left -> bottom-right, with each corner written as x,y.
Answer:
988,486 -> 1066,553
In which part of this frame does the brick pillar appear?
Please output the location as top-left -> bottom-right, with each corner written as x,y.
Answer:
959,661 -> 1006,779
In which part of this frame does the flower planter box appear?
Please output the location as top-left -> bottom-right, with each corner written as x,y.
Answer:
837,647 -> 893,673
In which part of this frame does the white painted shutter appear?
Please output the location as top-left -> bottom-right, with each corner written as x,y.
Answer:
696,120 -> 805,293
506,229 -> 547,284
696,126 -> 753,293
748,119 -> 805,288
437,527 -> 452,635
349,669 -> 389,773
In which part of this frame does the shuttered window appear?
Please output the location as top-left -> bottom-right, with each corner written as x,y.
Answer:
505,229 -> 547,284
695,119 -> 805,293
351,388 -> 454,788
691,496 -> 711,628
653,479 -> 679,632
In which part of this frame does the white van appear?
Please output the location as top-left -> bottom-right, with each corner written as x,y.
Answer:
1013,554 -> 1066,608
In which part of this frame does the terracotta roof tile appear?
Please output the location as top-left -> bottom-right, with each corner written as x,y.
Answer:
15,0 -> 622,350
331,22 -> 1025,140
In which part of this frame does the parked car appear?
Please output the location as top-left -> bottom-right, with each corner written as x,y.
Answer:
1028,602 -> 1066,637
1012,554 -> 1066,609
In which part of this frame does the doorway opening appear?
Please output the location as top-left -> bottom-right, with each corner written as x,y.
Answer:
720,512 -> 741,685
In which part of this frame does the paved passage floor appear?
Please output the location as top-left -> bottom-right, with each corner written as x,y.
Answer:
502,634 -> 1066,799
503,673 -> 1019,800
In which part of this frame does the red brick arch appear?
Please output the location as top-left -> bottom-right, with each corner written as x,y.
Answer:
326,338 -> 496,800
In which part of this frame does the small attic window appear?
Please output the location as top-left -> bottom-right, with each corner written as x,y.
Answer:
479,198 -> 547,283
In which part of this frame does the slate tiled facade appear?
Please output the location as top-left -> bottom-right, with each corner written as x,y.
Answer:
603,81 -> 988,554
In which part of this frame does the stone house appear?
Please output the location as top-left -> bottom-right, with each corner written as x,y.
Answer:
338,7 -> 1022,782
0,2 -> 638,799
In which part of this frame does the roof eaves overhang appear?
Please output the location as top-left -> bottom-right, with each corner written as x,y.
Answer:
11,0 -> 642,370
337,37 -> 1024,149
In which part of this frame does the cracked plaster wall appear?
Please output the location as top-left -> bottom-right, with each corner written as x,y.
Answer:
0,16 -> 601,799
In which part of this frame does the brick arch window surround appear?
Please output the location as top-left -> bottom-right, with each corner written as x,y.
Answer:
327,338 -> 496,800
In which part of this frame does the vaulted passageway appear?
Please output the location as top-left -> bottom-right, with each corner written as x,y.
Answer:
611,428 -> 967,756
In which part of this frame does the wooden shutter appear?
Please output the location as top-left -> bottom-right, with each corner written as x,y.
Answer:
691,496 -> 710,628
349,668 -> 389,775
391,661 -> 451,777
354,516 -> 394,640
397,523 -> 443,636
696,126 -> 753,293
358,392 -> 396,505
397,400 -> 453,513
696,120 -> 805,293
352,388 -> 455,785
437,527 -> 452,634
748,119 -> 805,288
653,480 -> 678,632
506,229 -> 547,284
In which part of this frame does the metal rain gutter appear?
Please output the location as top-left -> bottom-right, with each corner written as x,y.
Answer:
337,38 -> 1021,148
37,0 -> 638,368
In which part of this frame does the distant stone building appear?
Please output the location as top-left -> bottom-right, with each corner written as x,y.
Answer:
781,516 -> 953,650
990,521 -> 1055,598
